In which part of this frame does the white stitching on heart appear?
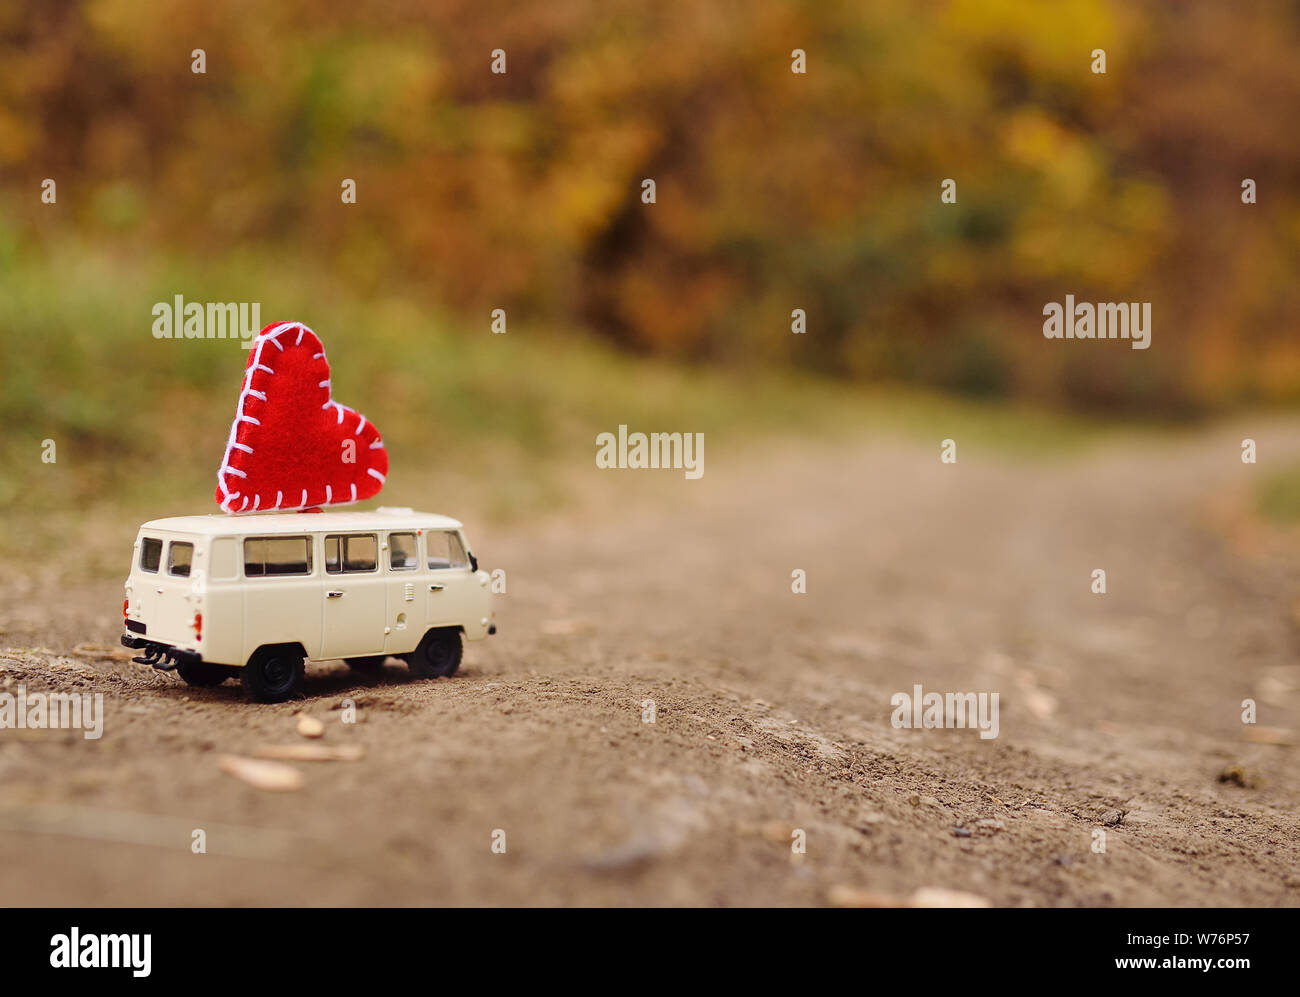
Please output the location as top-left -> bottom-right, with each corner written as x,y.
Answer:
216,322 -> 387,515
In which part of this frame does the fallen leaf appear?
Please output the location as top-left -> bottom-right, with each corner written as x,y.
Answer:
1243,726 -> 1299,747
255,744 -> 364,762
828,885 -> 904,907
1023,688 -> 1057,719
218,755 -> 303,792
71,643 -> 132,661
909,887 -> 992,908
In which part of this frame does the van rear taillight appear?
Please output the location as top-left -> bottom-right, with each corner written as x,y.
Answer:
193,612 -> 202,640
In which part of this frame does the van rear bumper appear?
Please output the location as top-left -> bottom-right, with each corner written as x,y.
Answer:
121,633 -> 202,671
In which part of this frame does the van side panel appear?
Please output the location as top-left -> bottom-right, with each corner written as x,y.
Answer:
460,530 -> 494,641
462,571 -> 493,640
241,535 -> 324,663
244,579 -> 322,662
422,529 -> 493,641
199,538 -> 243,665
381,530 -> 423,656
319,533 -> 387,659
201,581 -> 243,666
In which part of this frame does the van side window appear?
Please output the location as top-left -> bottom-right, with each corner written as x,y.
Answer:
447,532 -> 469,570
325,534 -> 377,574
140,537 -> 163,573
244,536 -> 312,577
167,541 -> 194,577
428,531 -> 469,570
389,533 -> 418,570
426,530 -> 450,569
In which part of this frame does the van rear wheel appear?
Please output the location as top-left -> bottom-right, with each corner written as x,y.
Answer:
344,656 -> 386,673
177,661 -> 230,687
242,646 -> 305,703
406,628 -> 462,679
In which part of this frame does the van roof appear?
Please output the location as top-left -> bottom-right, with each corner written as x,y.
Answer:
137,508 -> 465,536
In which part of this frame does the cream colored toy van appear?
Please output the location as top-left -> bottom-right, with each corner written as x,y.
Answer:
121,507 -> 495,702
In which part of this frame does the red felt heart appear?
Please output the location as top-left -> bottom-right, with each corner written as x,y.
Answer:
214,322 -> 388,513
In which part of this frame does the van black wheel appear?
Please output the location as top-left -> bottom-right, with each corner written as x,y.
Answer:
241,647 -> 305,703
344,656 -> 386,673
406,629 -> 462,679
177,661 -> 230,687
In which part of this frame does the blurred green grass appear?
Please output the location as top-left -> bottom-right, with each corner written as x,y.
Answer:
1256,464 -> 1300,524
1,238 -> 1134,573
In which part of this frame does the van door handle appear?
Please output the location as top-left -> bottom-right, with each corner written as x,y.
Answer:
428,584 -> 444,592
327,590 -> 344,598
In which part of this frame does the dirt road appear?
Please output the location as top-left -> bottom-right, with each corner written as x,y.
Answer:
2,419 -> 1298,906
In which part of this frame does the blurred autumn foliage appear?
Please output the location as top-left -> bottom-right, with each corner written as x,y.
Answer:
2,0 -> 1299,414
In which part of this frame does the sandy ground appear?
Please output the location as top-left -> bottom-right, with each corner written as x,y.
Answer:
1,419 -> 1298,907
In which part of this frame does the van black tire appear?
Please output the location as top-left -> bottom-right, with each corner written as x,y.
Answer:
406,628 -> 462,679
344,656 -> 387,673
242,646 -> 305,703
177,661 -> 231,687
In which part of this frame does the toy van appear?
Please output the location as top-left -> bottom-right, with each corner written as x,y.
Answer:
120,507 -> 495,702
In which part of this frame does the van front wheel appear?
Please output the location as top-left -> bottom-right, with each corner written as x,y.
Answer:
406,629 -> 462,679
242,647 -> 305,703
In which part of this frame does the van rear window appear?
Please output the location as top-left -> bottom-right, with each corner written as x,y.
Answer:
140,537 -> 162,573
168,541 -> 194,577
244,537 -> 312,577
